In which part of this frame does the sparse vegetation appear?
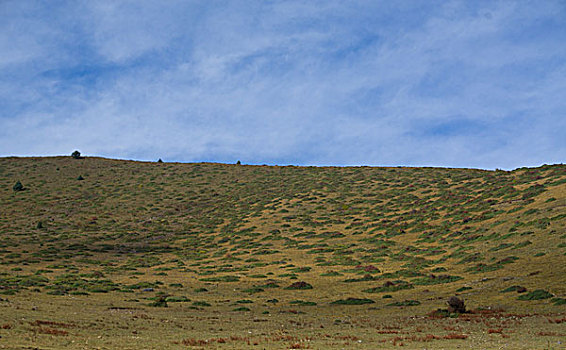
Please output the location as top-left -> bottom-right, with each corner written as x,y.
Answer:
0,157 -> 564,349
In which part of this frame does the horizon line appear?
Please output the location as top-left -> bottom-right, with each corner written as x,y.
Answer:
1,153 -> 563,172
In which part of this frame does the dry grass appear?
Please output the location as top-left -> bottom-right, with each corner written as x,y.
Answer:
0,156 -> 564,348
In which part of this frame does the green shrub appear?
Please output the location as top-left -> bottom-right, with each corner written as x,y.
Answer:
284,281 -> 313,290
428,309 -> 451,318
290,267 -> 311,273
432,267 -> 447,272
233,307 -> 250,311
344,274 -> 380,283
387,300 -> 420,306
165,296 -> 190,302
501,285 -> 526,293
192,301 -> 211,307
289,300 -> 317,306
513,240 -> 532,249
331,298 -> 375,305
412,275 -> 463,285
13,181 -> 24,192
149,296 -> 168,307
200,275 -> 239,282
70,291 -> 89,295
46,289 -> 66,296
517,289 -> 553,300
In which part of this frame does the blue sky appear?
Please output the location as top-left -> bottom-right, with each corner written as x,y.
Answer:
1,1 -> 565,169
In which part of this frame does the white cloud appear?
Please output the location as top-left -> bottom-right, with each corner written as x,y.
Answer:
1,1 -> 565,169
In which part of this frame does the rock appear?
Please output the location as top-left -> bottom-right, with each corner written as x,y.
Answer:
447,296 -> 466,313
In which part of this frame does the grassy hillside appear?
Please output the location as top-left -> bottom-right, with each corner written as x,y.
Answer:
0,157 -> 565,349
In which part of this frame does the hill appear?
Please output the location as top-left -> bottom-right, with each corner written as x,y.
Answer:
0,157 -> 565,349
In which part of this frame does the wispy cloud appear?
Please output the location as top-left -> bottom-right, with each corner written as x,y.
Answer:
1,0 -> 564,169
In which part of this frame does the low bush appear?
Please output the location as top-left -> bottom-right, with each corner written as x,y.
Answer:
200,275 -> 239,282
517,289 -> 553,300
344,274 -> 380,283
387,300 -> 420,307
331,298 -> 375,305
257,282 -> 279,289
284,281 -> 313,290
13,181 -> 24,192
501,285 -> 527,293
412,275 -> 462,285
192,301 -> 211,307
363,280 -> 413,293
233,307 -> 250,311
165,296 -> 190,302
290,300 -> 317,306
149,296 -> 168,307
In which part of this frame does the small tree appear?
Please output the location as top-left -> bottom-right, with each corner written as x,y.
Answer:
157,158 -> 163,163
13,181 -> 24,192
71,150 -> 81,159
